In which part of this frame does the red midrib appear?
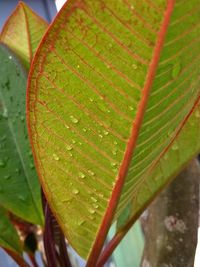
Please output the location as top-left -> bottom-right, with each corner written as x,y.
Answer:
86,1 -> 175,266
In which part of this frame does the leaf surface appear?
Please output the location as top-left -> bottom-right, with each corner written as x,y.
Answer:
0,1 -> 48,68
0,44 -> 43,225
27,0 -> 200,263
0,206 -> 22,254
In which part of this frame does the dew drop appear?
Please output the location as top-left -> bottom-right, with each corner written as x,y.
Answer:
4,174 -> 11,180
88,208 -> 95,214
103,130 -> 109,136
15,168 -> 20,174
8,55 -> 12,60
72,140 -> 76,144
1,135 -> 6,141
129,106 -> 134,111
195,110 -> 200,118
78,172 -> 85,179
91,196 -> 97,203
172,60 -> 181,78
0,160 -> 6,168
2,109 -> 8,119
88,170 -> 95,176
99,134 -> 103,139
53,153 -> 60,161
77,219 -> 85,226
172,142 -> 179,151
66,145 -> 73,151
72,188 -> 79,195
29,163 -> 35,169
70,115 -> 79,124
111,162 -> 117,167
20,116 -> 25,122
18,195 -> 26,202
93,203 -> 99,209
89,98 -> 94,102
83,128 -> 87,132
114,141 -> 118,145
77,65 -> 80,69
132,64 -> 137,70
112,149 -> 117,155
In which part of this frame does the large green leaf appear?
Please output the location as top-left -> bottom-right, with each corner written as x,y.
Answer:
0,206 -> 22,254
0,2 -> 48,68
27,0 -> 200,263
0,44 -> 43,225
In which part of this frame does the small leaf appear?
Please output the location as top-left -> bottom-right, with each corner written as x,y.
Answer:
0,206 -> 22,254
0,44 -> 43,225
0,1 -> 48,67
27,0 -> 200,264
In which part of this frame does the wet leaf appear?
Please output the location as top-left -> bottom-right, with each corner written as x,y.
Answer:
27,0 -> 200,263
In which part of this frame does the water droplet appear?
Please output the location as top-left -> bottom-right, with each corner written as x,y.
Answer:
78,172 -> 85,179
114,141 -> 118,145
29,163 -> 35,169
83,128 -> 87,132
18,195 -> 26,202
53,153 -> 60,161
89,98 -> 94,102
93,203 -> 99,209
0,159 -> 6,168
66,145 -> 73,151
91,196 -> 97,202
172,60 -> 181,78
65,124 -> 70,129
88,208 -> 95,214
129,106 -> 134,111
112,149 -> 117,155
72,140 -> 76,144
20,116 -> 25,122
99,134 -> 103,139
1,135 -> 6,141
88,170 -> 95,176
172,142 -> 179,151
15,168 -> 20,174
77,219 -> 85,226
2,108 -> 8,119
111,162 -> 117,167
103,130 -> 109,136
9,55 -> 12,60
195,110 -> 200,118
132,64 -> 137,69
77,65 -> 80,68
4,174 -> 11,180
72,188 -> 79,195
70,115 -> 79,124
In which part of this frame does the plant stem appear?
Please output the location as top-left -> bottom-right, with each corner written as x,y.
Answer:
4,248 -> 30,267
42,190 -> 72,267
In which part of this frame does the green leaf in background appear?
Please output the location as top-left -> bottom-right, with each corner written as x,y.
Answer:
0,206 -> 22,254
27,0 -> 200,264
0,1 -> 48,68
0,44 -> 43,225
